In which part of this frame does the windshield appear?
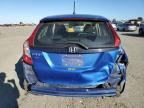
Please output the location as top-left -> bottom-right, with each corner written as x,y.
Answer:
35,21 -> 114,48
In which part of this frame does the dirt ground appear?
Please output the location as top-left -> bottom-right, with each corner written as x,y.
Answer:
0,26 -> 144,108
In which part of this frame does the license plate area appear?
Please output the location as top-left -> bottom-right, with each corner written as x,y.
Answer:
62,54 -> 84,67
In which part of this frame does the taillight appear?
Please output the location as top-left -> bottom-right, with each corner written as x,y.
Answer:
113,30 -> 121,47
23,24 -> 40,64
23,41 -> 32,65
108,22 -> 121,47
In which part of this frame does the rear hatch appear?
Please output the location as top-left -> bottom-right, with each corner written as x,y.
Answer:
30,20 -> 120,88
31,49 -> 119,88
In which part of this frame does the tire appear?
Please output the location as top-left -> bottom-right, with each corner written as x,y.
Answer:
139,29 -> 144,35
116,82 -> 125,97
23,79 -> 29,91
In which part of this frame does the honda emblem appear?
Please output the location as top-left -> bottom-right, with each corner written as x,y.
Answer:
69,46 -> 78,53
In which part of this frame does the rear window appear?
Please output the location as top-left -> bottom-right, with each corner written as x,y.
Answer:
35,21 -> 114,48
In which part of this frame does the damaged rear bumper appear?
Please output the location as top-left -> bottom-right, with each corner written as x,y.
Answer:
23,62 -> 124,97
30,85 -> 116,97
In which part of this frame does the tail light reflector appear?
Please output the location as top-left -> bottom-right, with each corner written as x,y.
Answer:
23,41 -> 32,65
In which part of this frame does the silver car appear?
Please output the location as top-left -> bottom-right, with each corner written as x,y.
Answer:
117,23 -> 137,31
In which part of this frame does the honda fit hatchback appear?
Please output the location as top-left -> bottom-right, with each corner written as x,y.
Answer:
23,14 -> 128,97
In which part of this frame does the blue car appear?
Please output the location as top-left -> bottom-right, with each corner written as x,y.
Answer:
23,14 -> 128,97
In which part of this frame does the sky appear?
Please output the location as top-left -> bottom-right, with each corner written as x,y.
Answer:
0,0 -> 144,24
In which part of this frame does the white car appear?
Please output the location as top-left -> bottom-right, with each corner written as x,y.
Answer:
117,23 -> 137,31
111,23 -> 117,30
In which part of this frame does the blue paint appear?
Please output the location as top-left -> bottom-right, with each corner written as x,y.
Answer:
31,49 -> 120,87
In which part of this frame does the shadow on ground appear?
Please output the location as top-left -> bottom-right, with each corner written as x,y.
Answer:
0,72 -> 19,108
122,33 -> 144,38
15,57 -> 24,89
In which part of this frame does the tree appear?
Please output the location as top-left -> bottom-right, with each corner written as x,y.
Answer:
112,19 -> 117,24
19,22 -> 24,25
137,17 -> 143,21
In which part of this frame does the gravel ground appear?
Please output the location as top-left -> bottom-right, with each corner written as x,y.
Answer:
0,26 -> 144,108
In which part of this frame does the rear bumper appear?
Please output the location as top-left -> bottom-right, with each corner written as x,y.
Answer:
126,28 -> 137,31
30,85 -> 116,97
23,62 -> 125,97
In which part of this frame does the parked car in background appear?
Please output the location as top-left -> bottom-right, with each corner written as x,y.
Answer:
117,23 -> 137,31
22,14 -> 128,97
111,23 -> 117,30
74,26 -> 84,32
139,23 -> 144,35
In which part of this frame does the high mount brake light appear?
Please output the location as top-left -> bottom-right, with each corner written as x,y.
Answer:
23,41 -> 32,65
108,22 -> 121,47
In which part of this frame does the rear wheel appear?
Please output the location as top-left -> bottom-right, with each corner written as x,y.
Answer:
23,79 -> 29,91
116,82 -> 125,97
23,80 -> 30,95
139,29 -> 144,35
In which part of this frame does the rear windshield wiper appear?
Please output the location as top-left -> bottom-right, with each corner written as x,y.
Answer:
65,41 -> 89,50
56,41 -> 89,50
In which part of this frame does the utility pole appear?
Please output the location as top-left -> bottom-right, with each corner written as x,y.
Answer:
73,1 -> 76,15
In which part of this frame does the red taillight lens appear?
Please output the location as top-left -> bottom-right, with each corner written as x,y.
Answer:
112,29 -> 121,47
108,22 -> 121,47
23,24 -> 40,64
23,41 -> 32,65
114,33 -> 121,47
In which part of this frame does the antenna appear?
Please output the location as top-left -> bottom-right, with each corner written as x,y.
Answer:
73,1 -> 76,15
